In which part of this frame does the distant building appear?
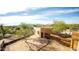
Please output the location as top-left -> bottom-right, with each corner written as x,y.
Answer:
60,29 -> 72,35
34,27 -> 52,39
60,28 -> 79,35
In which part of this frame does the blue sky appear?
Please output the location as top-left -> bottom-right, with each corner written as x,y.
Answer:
0,7 -> 79,25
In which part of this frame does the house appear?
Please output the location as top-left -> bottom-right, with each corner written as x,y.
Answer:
60,29 -> 72,35
34,27 -> 52,39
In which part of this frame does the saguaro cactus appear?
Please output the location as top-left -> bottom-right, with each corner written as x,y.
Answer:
0,25 -> 5,38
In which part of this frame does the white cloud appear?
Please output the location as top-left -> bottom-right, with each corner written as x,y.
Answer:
0,0 -> 52,14
52,17 -> 79,24
0,15 -> 51,25
0,0 -> 79,14
55,9 -> 79,14
0,0 -> 48,13
0,15 -> 38,25
0,0 -> 28,14
41,9 -> 79,16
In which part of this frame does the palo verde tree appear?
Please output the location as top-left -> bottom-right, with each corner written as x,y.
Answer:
15,23 -> 33,36
52,20 -> 67,33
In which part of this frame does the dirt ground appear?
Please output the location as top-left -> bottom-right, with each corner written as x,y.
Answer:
4,34 -> 72,51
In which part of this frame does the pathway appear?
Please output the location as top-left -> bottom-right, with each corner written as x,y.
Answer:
4,34 -> 49,51
4,34 -> 72,51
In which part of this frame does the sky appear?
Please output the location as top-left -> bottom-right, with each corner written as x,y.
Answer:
0,0 -> 79,25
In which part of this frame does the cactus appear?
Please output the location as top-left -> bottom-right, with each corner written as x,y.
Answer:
0,25 -> 5,38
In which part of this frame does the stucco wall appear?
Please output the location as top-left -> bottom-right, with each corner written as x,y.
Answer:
34,27 -> 41,37
41,28 -> 52,34
71,32 -> 79,50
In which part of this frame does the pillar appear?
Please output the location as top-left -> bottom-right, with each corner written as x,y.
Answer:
70,32 -> 79,51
